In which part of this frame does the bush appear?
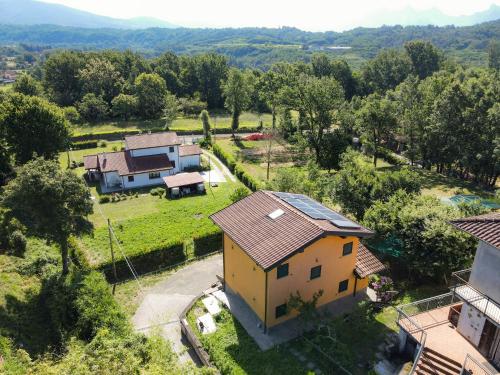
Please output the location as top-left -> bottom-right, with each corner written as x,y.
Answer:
71,140 -> 98,150
63,106 -> 80,124
99,196 -> 111,204
75,271 -> 130,340
150,187 -> 165,197
98,141 -> 107,148
193,230 -> 222,256
178,97 -> 207,116
77,93 -> 109,123
8,230 -> 27,256
229,186 -> 250,202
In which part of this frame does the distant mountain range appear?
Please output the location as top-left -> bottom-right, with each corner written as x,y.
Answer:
0,0 -> 499,30
0,0 -> 177,29
363,4 -> 500,28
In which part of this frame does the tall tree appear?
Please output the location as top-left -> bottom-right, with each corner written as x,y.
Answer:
2,158 -> 93,275
12,72 -> 43,96
0,93 -> 70,163
78,58 -> 123,104
488,40 -> 500,71
258,70 -> 283,129
163,92 -> 178,130
199,109 -> 211,138
43,51 -> 85,106
134,73 -> 167,119
356,93 -> 397,167
404,41 -> 441,80
223,69 -> 253,137
393,75 -> 423,165
361,49 -> 411,94
282,74 -> 344,161
195,53 -> 228,109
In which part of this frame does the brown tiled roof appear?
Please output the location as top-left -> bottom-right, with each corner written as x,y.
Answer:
125,132 -> 181,150
355,243 -> 386,278
210,190 -> 373,270
450,212 -> 500,249
163,172 -> 205,188
179,144 -> 202,157
83,155 -> 98,169
85,151 -> 173,176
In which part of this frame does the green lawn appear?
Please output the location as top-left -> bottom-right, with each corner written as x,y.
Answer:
72,112 -> 272,136
187,302 -> 309,375
79,182 -> 239,266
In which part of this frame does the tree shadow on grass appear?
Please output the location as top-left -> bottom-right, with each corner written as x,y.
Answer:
0,290 -> 59,357
223,314 -> 307,375
289,302 -> 403,375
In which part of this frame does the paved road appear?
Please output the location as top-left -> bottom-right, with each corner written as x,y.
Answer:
132,254 -> 223,363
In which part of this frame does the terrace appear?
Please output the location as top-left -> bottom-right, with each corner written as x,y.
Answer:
450,269 -> 500,325
396,293 -> 497,375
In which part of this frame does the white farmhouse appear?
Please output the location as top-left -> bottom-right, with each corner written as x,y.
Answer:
83,132 -> 202,192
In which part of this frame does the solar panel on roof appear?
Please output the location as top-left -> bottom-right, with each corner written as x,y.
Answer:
331,220 -> 360,229
273,191 -> 361,230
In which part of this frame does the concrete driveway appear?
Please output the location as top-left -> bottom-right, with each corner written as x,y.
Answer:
132,254 -> 222,363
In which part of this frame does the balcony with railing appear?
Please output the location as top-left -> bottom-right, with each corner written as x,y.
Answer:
450,269 -> 500,325
396,293 -> 496,375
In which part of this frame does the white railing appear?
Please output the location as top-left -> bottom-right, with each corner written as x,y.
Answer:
396,292 -> 459,375
461,354 -> 494,375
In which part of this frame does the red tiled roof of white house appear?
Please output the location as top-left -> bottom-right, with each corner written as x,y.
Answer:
125,132 -> 181,150
84,151 -> 173,176
179,144 -> 202,156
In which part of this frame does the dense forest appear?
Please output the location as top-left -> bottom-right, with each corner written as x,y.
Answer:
0,20 -> 499,68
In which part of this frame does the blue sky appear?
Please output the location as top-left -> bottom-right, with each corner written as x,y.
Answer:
41,0 -> 500,31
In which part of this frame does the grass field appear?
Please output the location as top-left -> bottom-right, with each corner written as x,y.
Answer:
216,137 -> 299,183
187,302 -> 308,374
72,112 -> 272,136
78,181 -> 239,266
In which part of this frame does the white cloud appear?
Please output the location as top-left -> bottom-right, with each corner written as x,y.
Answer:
39,0 -> 500,31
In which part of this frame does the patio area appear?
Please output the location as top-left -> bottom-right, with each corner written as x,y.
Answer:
408,306 -> 496,373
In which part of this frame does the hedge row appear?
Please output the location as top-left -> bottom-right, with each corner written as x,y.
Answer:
71,140 -> 99,150
193,230 -> 222,257
212,144 -> 260,191
99,241 -> 185,282
71,126 -> 259,142
96,229 -> 224,282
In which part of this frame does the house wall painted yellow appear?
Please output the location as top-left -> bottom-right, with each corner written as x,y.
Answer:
223,233 -> 369,329
223,234 -> 266,322
266,235 -> 365,327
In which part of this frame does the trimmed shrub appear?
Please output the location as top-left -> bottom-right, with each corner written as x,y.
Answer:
99,241 -> 186,282
99,196 -> 110,204
193,230 -> 222,256
150,187 -> 165,197
71,140 -> 99,150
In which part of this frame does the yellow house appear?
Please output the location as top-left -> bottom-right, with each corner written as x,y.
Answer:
211,190 -> 385,331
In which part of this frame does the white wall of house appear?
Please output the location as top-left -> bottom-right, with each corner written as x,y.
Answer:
103,171 -> 121,187
469,241 -> 500,302
180,154 -> 201,170
121,169 -> 173,189
457,303 -> 487,346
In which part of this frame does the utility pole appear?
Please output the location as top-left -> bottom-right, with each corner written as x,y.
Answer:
108,218 -> 118,295
266,128 -> 274,181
